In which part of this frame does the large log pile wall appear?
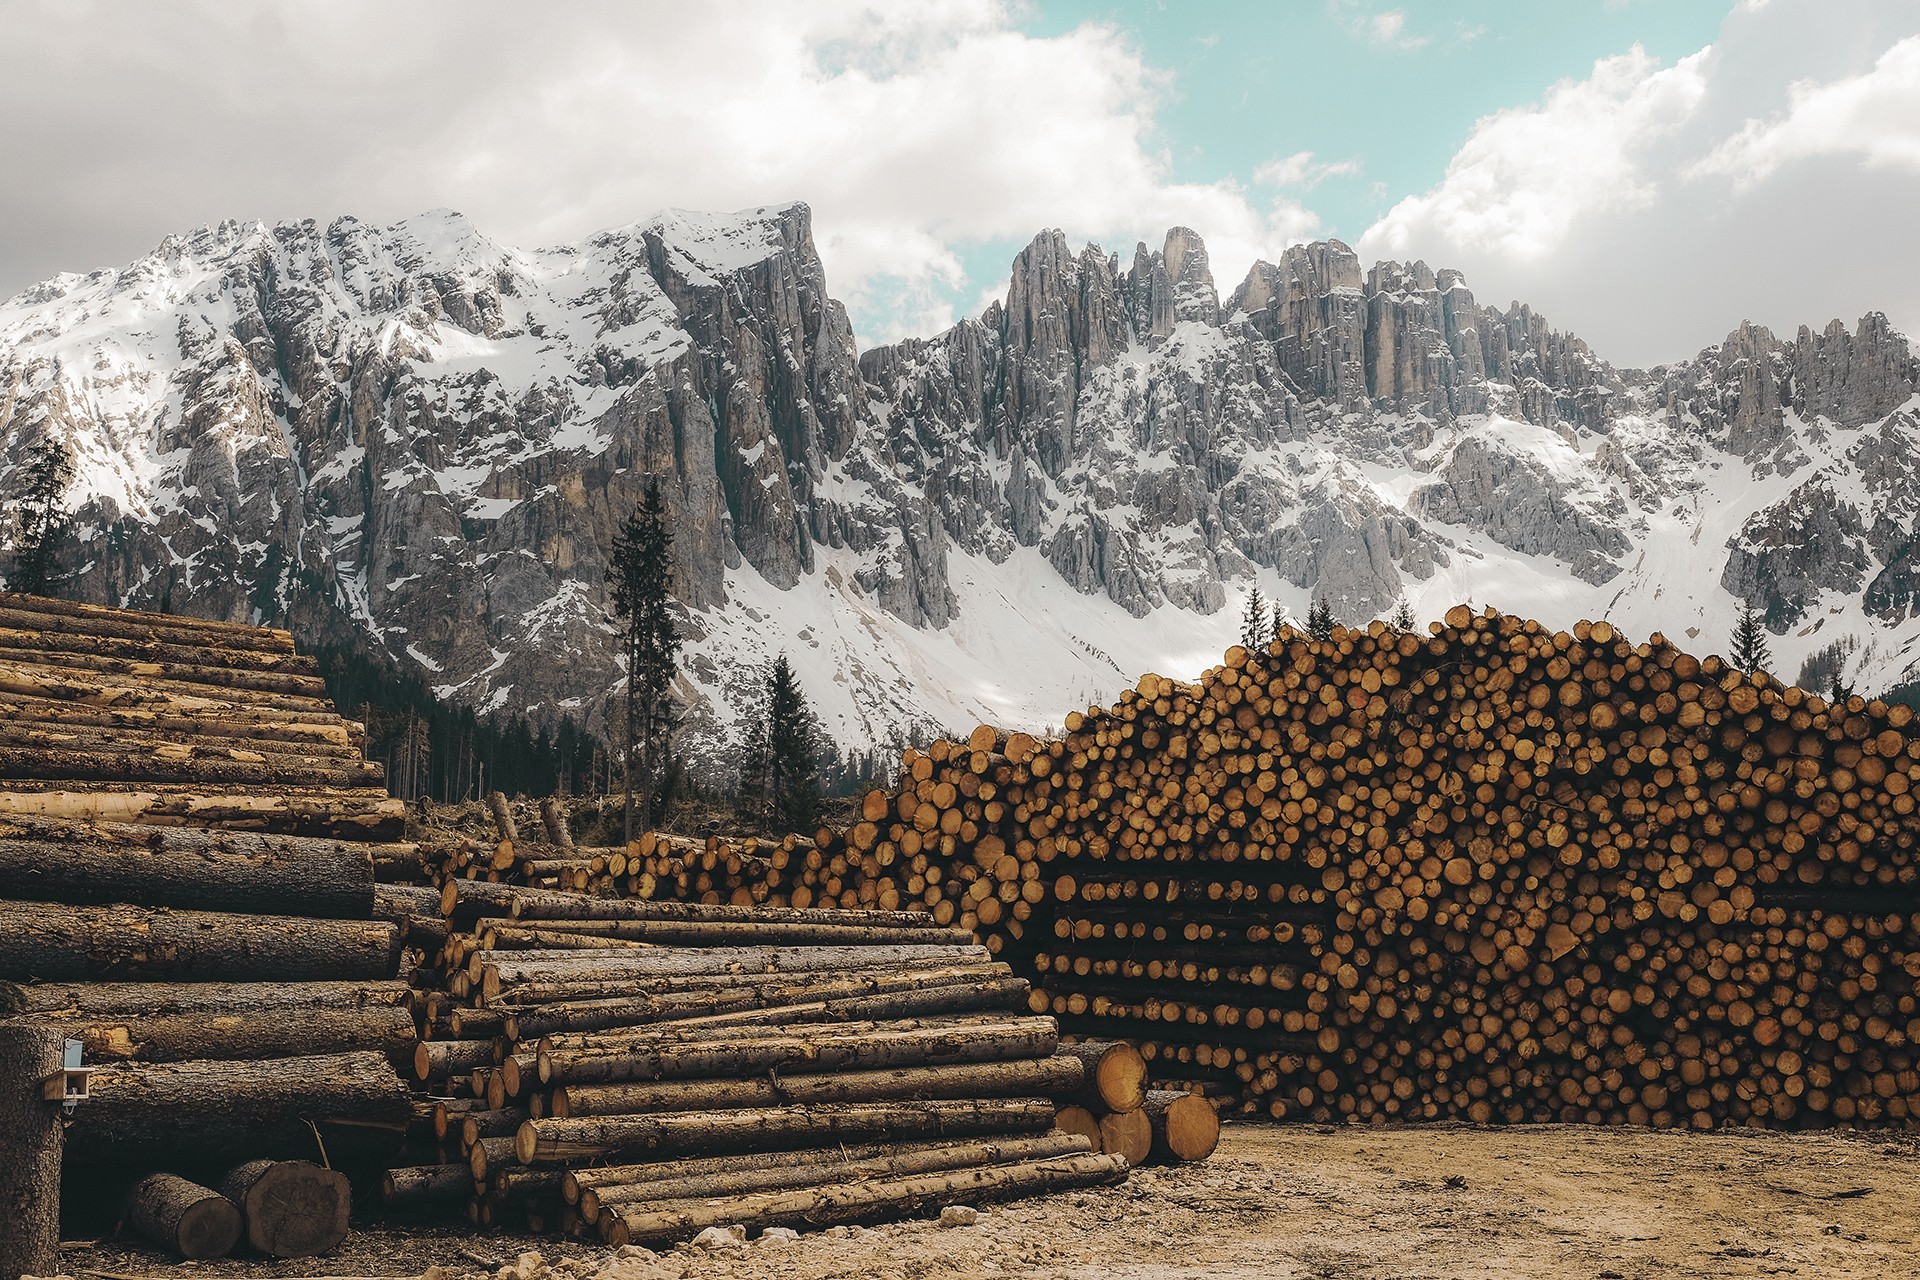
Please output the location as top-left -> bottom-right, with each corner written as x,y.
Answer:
599,607 -> 1920,1131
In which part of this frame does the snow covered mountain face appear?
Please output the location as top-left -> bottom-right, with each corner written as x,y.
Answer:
3,202 -> 1918,762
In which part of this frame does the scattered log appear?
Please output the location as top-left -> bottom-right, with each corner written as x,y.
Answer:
0,1023 -> 63,1280
0,901 -> 401,983
382,1163 -> 474,1209
124,1173 -> 242,1260
218,1159 -> 350,1258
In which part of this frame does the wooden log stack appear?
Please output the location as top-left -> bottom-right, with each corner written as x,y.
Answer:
605,607 -> 1920,1132
393,881 -> 1132,1240
0,593 -> 419,1248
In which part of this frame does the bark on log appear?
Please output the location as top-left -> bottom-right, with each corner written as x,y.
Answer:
475,915 -> 975,948
0,1023 -> 63,1280
0,594 -> 296,653
0,693 -> 354,752
1142,1090 -> 1220,1163
415,1040 -> 497,1085
124,1173 -> 242,1260
601,1152 -> 1130,1246
488,793 -> 519,843
504,888 -> 938,929
538,1015 -> 1059,1086
539,797 -> 574,850
0,902 -> 401,983
553,1054 -> 1084,1118
0,786 -> 404,841
0,621 -> 314,676
0,643 -> 329,699
0,742 -> 383,789
579,1132 -> 1093,1220
481,943 -> 987,1001
0,720 -> 361,763
2,979 -> 409,1020
31,1001 -> 415,1064
501,963 -> 1013,1039
382,1163 -> 475,1208
218,1159 -> 351,1258
517,1096 -> 1058,1165
0,815 -> 376,917
1056,1041 -> 1149,1113
490,960 -> 1008,1010
67,1051 -> 411,1169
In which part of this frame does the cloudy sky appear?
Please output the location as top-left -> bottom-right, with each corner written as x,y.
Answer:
2,0 -> 1915,364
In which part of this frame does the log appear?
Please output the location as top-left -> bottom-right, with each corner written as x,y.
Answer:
537,1015 -> 1059,1085
0,1023 -> 62,1280
67,1051 -> 411,1169
0,815 -> 376,917
0,786 -> 404,841
0,621 -> 313,677
501,962 -> 1014,1038
381,1163 -> 474,1209
553,1054 -> 1084,1118
414,1040 -> 497,1085
503,887 -> 938,929
124,1173 -> 242,1260
539,797 -> 574,850
2,979 -> 410,1020
218,1159 -> 350,1258
1096,1107 -> 1151,1166
488,793 -> 519,843
481,943 -> 988,1001
0,902 -> 401,983
1056,1040 -> 1149,1113
474,915 -> 977,948
579,1132 -> 1094,1219
0,593 -> 295,652
1052,1105 -> 1103,1152
0,693 -> 354,752
517,1097 -> 1058,1165
30,1001 -> 416,1064
491,960 -> 1010,1011
0,642 -> 328,699
602,1152 -> 1130,1246
0,742 -> 383,789
1142,1090 -> 1220,1163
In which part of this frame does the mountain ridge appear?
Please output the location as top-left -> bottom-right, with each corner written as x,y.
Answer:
3,201 -> 1916,762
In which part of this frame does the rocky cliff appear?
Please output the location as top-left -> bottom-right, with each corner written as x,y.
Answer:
3,204 -> 1916,757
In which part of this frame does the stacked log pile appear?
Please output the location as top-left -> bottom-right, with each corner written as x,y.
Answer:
391,881 -> 1131,1240
0,592 -> 418,1246
614,607 -> 1920,1131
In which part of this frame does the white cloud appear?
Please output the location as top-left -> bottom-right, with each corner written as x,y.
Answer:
1691,34 -> 1920,185
1362,46 -> 1711,263
1254,151 -> 1364,189
1354,2 -> 1920,367
1329,3 -> 1428,50
0,0 -> 1326,348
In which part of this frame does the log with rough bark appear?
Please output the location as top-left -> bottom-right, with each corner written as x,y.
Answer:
498,962 -> 1014,1039
486,958 -> 1003,1011
0,902 -> 401,983
0,692 -> 356,752
0,786 -> 404,841
67,1051 -> 412,1168
218,1159 -> 351,1259
414,1039 -> 497,1086
488,792 -> 520,843
2,979 -> 410,1020
0,740 -> 383,789
374,884 -> 449,950
1142,1089 -> 1221,1163
539,797 -> 575,851
29,1001 -> 416,1064
0,593 -> 296,653
551,1054 -> 1084,1118
124,1172 -> 242,1260
0,641 -> 329,701
517,1096 -> 1057,1165
0,1023 -> 63,1280
475,915 -> 976,948
600,1151 -> 1129,1246
0,816 -> 377,917
575,1132 -> 1093,1220
536,1015 -> 1058,1086
479,942 -> 988,1002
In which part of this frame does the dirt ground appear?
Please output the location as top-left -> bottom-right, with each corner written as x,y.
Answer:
53,1123 -> 1920,1280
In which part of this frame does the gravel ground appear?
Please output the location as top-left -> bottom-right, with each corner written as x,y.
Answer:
50,1122 -> 1920,1280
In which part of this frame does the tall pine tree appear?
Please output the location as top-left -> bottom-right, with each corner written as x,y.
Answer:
1239,588 -> 1268,651
608,482 -> 681,837
766,655 -> 821,834
1730,603 -> 1771,674
1307,595 -> 1335,641
5,435 -> 76,596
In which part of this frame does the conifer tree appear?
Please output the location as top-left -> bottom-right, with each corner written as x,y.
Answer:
1393,599 -> 1415,630
1307,595 -> 1335,641
1730,604 -> 1771,675
765,654 -> 821,833
4,435 -> 76,596
608,481 -> 681,837
1239,588 -> 1268,651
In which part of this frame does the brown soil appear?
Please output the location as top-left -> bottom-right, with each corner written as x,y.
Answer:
50,1122 -> 1920,1280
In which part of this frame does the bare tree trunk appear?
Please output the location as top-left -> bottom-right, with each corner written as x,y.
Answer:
0,1024 -> 63,1280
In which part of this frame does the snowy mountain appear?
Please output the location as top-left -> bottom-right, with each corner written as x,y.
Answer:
3,202 -> 1917,762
